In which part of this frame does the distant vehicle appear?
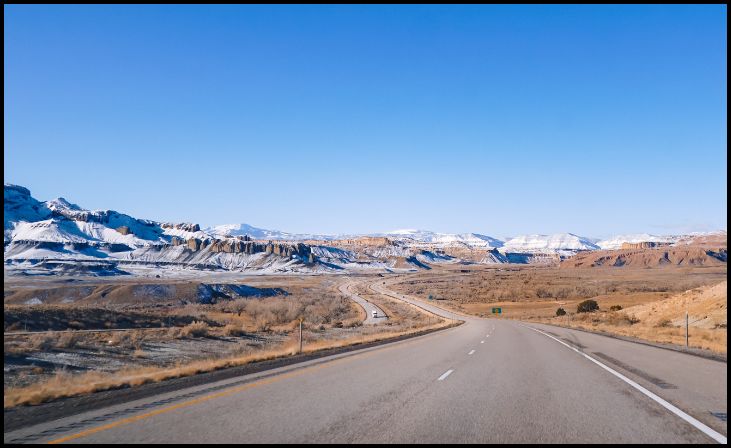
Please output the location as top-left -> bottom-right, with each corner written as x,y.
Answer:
372,310 -> 378,318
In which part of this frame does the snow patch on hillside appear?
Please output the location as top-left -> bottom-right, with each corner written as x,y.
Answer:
501,233 -> 599,252
596,234 -> 680,250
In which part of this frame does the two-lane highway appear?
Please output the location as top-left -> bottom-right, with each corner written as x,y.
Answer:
339,279 -> 388,324
4,279 -> 727,444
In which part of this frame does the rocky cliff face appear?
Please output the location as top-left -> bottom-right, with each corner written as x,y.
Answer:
619,241 -> 670,249
161,222 -> 200,232
561,246 -> 727,268
4,185 -> 320,275
185,237 -> 313,261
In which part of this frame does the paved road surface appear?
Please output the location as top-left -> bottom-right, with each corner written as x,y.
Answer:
338,279 -> 387,324
4,280 -> 727,444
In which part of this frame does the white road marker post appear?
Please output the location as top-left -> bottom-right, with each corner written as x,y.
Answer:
299,318 -> 303,354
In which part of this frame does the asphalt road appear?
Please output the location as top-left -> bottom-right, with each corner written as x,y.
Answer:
4,281 -> 727,444
338,279 -> 388,324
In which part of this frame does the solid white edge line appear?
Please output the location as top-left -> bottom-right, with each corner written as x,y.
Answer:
468,350 -> 476,355
438,369 -> 454,381
525,325 -> 727,444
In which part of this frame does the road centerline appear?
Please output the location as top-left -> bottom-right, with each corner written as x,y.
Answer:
438,369 -> 454,381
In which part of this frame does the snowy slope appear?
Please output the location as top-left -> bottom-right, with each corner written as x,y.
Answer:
596,234 -> 681,250
207,225 -> 504,249
4,185 -> 210,248
206,223 -> 340,241
376,229 -> 503,248
4,186 -> 321,276
501,233 -> 599,252
17,184 -> 718,276
4,184 -> 52,242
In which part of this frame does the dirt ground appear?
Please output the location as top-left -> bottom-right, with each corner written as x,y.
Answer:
387,264 -> 727,352
3,273 -> 453,407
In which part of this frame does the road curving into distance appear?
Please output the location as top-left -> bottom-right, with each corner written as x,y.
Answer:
4,277 -> 727,444
338,278 -> 388,324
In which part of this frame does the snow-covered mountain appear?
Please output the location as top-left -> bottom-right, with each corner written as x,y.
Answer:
4,185 -> 506,276
208,225 -> 505,249
500,233 -> 600,253
7,184 -> 722,276
3,185 -> 319,276
207,223 -> 340,241
5,184 -> 207,248
596,233 -> 681,250
376,229 -> 503,248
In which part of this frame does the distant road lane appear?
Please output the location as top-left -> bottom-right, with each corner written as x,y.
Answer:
338,279 -> 387,324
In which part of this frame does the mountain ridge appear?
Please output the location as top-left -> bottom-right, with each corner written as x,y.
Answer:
4,184 -> 726,276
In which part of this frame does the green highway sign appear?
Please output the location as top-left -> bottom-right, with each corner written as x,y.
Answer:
492,307 -> 502,314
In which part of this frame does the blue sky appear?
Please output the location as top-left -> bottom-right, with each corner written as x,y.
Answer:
4,5 -> 727,239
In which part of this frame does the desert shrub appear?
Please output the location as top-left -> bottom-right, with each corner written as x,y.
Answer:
555,288 -> 572,299
253,316 -> 271,332
128,330 -> 145,348
223,324 -> 246,336
108,330 -> 145,349
576,299 -> 599,313
163,327 -> 181,339
229,299 -> 247,316
556,308 -> 566,316
56,331 -> 79,348
345,319 -> 363,328
609,305 -> 623,312
606,313 -> 638,327
108,331 -> 127,346
28,334 -> 55,351
181,321 -> 209,338
655,318 -> 672,328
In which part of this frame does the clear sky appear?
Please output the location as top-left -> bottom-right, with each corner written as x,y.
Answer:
4,5 -> 727,239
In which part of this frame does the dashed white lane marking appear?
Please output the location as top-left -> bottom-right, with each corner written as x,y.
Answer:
526,325 -> 727,445
480,340 -> 485,344
468,350 -> 476,355
438,369 -> 454,381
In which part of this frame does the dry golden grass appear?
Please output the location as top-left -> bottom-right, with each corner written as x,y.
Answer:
222,324 -> 247,336
4,275 -> 461,408
3,317 -> 458,408
180,321 -> 210,338
388,265 -> 727,353
528,280 -> 727,353
621,281 -> 727,329
390,265 -> 725,306
532,312 -> 727,353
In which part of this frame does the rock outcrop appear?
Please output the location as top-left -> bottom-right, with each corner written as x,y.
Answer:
183,237 -> 314,262
187,238 -> 201,251
620,241 -> 670,250
161,222 -> 200,232
561,246 -> 728,269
